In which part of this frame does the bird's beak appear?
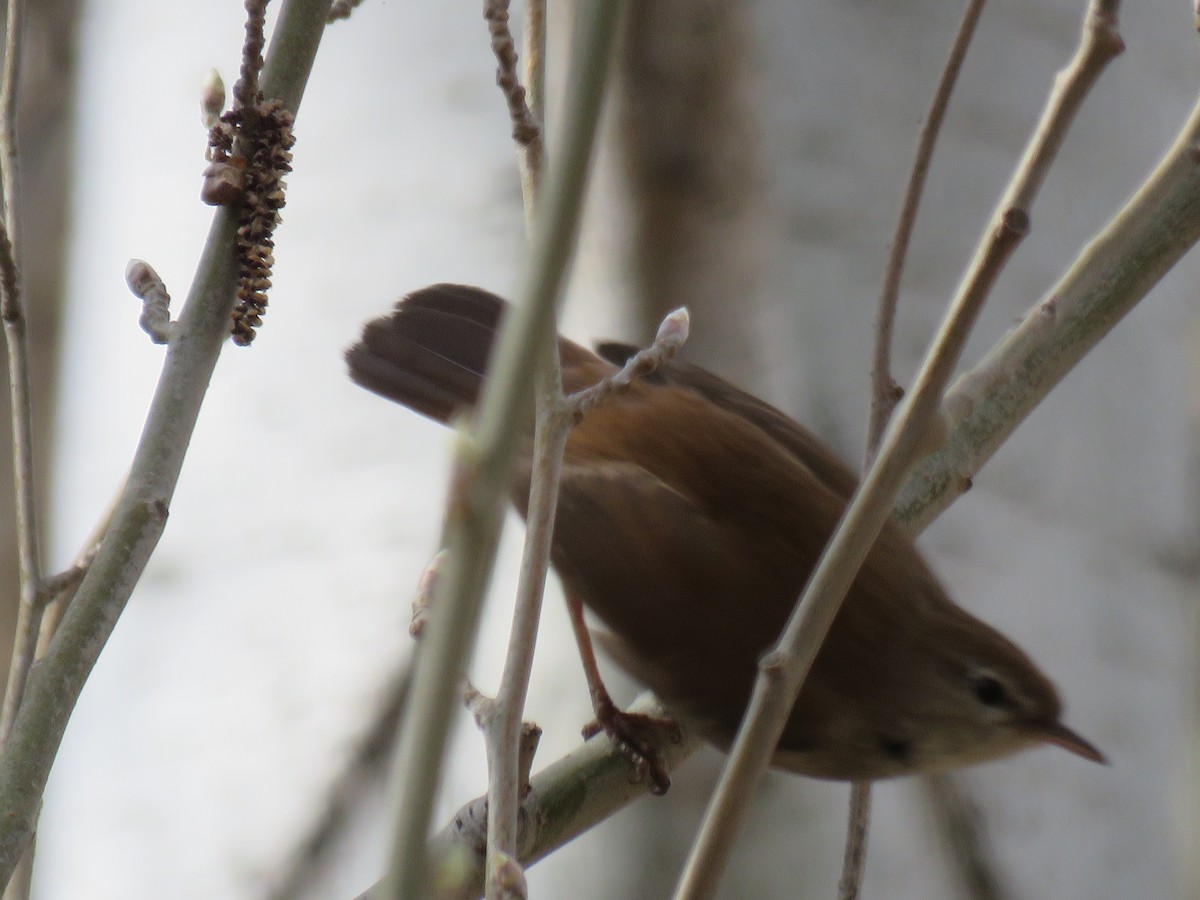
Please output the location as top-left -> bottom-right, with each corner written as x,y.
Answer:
1032,721 -> 1107,764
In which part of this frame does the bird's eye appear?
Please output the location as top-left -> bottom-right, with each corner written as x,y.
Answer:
970,672 -> 1009,708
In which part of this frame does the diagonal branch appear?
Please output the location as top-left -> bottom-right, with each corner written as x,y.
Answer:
0,0 -> 44,751
673,204 -> 1029,900
0,0 -> 333,886
356,694 -> 700,900
866,0 -> 988,465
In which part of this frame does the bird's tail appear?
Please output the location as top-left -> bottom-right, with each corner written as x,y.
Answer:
348,282 -> 618,427
346,283 -> 511,424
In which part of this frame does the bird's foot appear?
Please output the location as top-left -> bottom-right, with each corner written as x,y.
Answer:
582,696 -> 682,795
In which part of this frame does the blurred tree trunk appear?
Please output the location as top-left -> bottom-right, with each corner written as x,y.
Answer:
616,0 -> 768,390
609,2 -> 811,897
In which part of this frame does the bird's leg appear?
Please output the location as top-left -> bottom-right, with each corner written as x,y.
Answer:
565,594 -> 681,795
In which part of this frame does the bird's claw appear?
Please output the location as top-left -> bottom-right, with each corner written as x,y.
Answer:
583,698 -> 682,795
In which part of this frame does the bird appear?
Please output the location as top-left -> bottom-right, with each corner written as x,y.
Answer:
346,282 -> 1104,791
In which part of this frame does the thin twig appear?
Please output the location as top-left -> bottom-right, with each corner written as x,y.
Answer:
485,0 -> 544,219
34,554 -> 103,649
568,307 -> 689,415
853,3 -> 988,895
0,852 -> 28,900
920,774 -> 1011,900
997,0 -> 1123,213
0,0 -> 39,750
0,0 -> 22,240
865,0 -> 987,464
377,5 -> 626,897
0,0 -> 333,885
479,2 -> 552,894
520,0 -> 545,223
34,481 -> 121,647
896,0 -> 1123,529
37,562 -> 88,604
523,0 -> 545,143
0,214 -> 38,751
837,782 -> 872,900
840,781 -> 872,898
483,395 -> 567,900
233,0 -> 269,111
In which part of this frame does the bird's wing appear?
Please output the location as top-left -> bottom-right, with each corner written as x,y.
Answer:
594,341 -> 860,500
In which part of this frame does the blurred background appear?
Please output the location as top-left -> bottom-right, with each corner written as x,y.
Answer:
2,0 -> 1194,896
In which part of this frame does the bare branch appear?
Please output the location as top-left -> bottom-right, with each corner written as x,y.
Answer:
998,0 -> 1123,214
568,307 -> 689,416
0,217 -> 43,752
0,0 -> 45,778
837,782 -> 872,900
0,0 -> 333,884
0,0 -> 22,240
1,473 -> 110,900
897,0 -> 1129,530
356,694 -> 699,900
479,296 -> 688,894
484,0 -> 544,218
519,0 -> 546,223
37,556 -> 94,610
921,774 -> 1013,900
866,0 -> 987,463
483,392 -> 565,899
35,483 -> 120,644
898,3 -> 1122,894
233,0 -> 269,111
477,2 -> 554,894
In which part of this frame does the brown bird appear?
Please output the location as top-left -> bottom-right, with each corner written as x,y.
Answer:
346,283 -> 1104,790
